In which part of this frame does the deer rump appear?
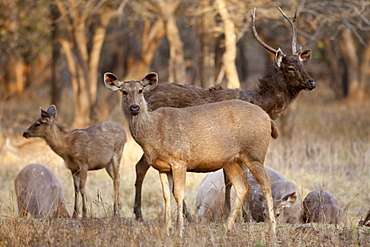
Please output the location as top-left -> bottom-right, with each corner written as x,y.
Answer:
14,163 -> 69,218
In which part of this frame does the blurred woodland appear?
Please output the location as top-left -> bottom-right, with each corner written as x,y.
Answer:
0,0 -> 369,128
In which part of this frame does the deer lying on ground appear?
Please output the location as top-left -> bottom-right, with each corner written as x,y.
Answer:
196,167 -> 303,224
132,6 -> 316,221
23,105 -> 126,217
303,190 -> 344,225
14,163 -> 70,218
104,72 -> 279,239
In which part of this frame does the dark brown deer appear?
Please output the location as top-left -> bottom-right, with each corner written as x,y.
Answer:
104,72 -> 279,239
133,6 -> 316,221
14,163 -> 70,218
23,105 -> 127,218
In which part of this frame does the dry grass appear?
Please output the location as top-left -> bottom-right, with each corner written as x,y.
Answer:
0,86 -> 370,246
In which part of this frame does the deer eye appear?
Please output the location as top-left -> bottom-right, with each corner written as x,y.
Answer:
287,67 -> 295,73
35,123 -> 41,127
138,89 -> 143,94
121,90 -> 127,95
276,212 -> 280,218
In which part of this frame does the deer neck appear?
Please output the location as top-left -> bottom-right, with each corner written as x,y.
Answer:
44,122 -> 69,157
124,107 -> 154,145
250,70 -> 300,120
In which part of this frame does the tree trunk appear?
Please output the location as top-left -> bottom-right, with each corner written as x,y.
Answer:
50,3 -> 62,106
196,0 -> 216,89
339,28 -> 363,101
215,0 -> 240,89
123,19 -> 165,81
323,36 -> 344,98
157,0 -> 186,84
359,38 -> 370,96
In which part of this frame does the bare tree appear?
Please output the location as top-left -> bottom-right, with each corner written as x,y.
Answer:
56,0 -> 127,127
215,0 -> 240,89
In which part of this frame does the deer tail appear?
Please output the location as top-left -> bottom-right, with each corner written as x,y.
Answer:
270,119 -> 279,139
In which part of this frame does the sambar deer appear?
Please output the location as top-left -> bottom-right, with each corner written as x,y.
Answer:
303,190 -> 344,225
23,105 -> 126,217
133,6 -> 316,221
14,163 -> 70,218
196,167 -> 303,224
104,72 -> 279,239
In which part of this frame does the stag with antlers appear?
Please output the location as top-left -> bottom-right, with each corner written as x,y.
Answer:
130,6 -> 316,221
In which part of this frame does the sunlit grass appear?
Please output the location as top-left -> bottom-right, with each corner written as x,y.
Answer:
0,88 -> 369,245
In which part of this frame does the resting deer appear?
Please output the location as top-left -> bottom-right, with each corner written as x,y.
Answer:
196,167 -> 303,224
14,163 -> 70,218
133,6 -> 316,221
303,190 -> 344,225
23,105 -> 126,217
104,72 -> 279,238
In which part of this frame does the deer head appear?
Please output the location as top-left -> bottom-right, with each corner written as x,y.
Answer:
251,7 -> 316,91
23,105 -> 57,139
104,72 -> 158,116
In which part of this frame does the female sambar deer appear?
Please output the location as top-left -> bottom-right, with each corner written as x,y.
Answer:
23,105 -> 126,217
14,163 -> 70,218
133,6 -> 316,221
104,72 -> 279,239
195,167 -> 303,224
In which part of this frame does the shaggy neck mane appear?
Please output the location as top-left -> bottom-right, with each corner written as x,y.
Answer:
249,67 -> 300,120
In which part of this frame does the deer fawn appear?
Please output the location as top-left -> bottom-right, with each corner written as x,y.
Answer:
23,105 -> 126,217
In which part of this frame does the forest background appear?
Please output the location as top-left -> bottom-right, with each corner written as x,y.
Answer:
0,0 -> 369,246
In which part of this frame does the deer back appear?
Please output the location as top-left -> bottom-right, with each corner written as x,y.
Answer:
303,190 -> 344,225
14,163 -> 69,218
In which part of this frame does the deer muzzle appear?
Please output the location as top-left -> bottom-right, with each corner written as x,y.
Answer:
23,132 -> 31,139
304,81 -> 316,91
129,105 -> 140,116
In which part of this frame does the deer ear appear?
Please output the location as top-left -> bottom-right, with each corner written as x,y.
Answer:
47,105 -> 57,118
280,192 -> 297,208
142,72 -> 158,91
40,107 -> 53,124
299,49 -> 312,64
104,72 -> 122,91
274,48 -> 285,68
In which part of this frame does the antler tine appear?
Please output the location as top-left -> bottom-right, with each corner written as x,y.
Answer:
277,6 -> 298,55
251,8 -> 277,54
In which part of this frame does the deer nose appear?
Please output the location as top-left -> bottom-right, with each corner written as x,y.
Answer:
23,132 -> 30,138
129,105 -> 140,115
305,81 -> 316,90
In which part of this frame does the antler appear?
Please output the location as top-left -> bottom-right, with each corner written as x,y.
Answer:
277,6 -> 298,55
251,8 -> 277,54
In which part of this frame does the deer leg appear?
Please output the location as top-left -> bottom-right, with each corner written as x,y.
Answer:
168,172 -> 193,222
223,162 -> 249,232
159,171 -> 172,235
72,171 -> 80,218
106,156 -> 121,217
171,166 -> 187,237
223,168 -> 232,219
244,160 -> 276,241
79,167 -> 88,218
134,154 -> 150,221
